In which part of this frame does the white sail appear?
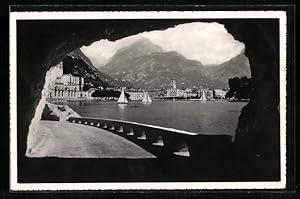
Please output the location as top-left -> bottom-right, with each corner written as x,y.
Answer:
142,92 -> 146,103
117,88 -> 128,104
142,91 -> 152,104
199,90 -> 207,101
148,93 -> 152,103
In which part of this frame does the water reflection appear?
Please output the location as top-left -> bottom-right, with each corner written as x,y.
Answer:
117,104 -> 127,120
117,104 -> 127,110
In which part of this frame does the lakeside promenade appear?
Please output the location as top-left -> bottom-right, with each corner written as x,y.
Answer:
27,121 -> 156,159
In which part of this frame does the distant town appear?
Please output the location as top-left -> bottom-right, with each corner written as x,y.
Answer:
47,70 -> 228,102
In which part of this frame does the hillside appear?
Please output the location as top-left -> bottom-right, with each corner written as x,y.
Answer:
203,52 -> 251,86
63,49 -> 133,89
103,51 -> 219,89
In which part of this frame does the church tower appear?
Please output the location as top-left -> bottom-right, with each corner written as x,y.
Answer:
171,80 -> 176,89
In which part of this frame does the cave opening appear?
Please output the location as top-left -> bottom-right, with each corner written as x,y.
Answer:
27,22 -> 253,158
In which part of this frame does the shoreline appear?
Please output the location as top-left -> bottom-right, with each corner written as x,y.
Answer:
48,98 -> 249,103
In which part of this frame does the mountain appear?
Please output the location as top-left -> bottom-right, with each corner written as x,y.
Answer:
68,48 -> 96,70
101,37 -> 215,88
202,53 -> 251,86
100,37 -> 164,70
63,49 -> 133,90
102,50 -> 222,89
101,38 -> 251,89
110,37 -> 163,60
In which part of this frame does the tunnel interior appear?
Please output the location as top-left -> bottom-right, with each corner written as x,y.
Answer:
16,18 -> 280,182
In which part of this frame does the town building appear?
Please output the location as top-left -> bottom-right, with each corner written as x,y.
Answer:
166,88 -> 190,98
166,88 -> 177,98
214,89 -> 227,99
171,80 -> 176,89
176,89 -> 185,97
47,73 -> 91,100
206,89 -> 214,99
183,88 -> 193,98
127,91 -> 144,101
166,81 -> 196,98
167,80 -> 181,98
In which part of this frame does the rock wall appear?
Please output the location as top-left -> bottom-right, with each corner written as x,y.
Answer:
26,63 -> 63,155
225,21 -> 280,167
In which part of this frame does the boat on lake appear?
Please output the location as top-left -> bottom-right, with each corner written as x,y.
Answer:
199,90 -> 207,101
142,91 -> 152,104
117,88 -> 128,104
189,90 -> 208,101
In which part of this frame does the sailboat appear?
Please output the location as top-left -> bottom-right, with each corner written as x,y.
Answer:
117,88 -> 128,104
199,90 -> 207,101
142,91 -> 152,104
189,90 -> 207,101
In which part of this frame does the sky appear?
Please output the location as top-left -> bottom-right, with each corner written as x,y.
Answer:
80,22 -> 245,67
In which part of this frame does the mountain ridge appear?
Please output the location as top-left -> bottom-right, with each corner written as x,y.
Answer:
100,38 -> 250,89
64,49 -> 133,89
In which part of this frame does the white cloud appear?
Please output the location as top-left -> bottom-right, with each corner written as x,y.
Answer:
80,22 -> 245,66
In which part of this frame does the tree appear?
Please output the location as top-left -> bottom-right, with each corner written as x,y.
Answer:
91,90 -> 130,98
225,76 -> 253,100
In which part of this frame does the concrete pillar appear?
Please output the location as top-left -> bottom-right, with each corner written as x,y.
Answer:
137,131 -> 147,140
117,125 -> 123,133
126,128 -> 134,136
152,135 -> 164,146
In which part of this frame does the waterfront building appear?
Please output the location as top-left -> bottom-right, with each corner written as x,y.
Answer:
214,89 -> 227,99
166,86 -> 197,98
128,91 -> 144,101
176,89 -> 185,97
206,89 -> 214,99
167,80 -> 181,98
166,88 -> 177,97
47,73 -> 90,100
166,88 -> 186,98
166,81 -> 198,98
183,88 -> 193,98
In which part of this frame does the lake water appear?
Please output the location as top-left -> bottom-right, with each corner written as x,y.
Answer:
64,100 -> 247,136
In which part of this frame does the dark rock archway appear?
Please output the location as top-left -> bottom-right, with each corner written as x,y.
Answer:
16,19 -> 280,181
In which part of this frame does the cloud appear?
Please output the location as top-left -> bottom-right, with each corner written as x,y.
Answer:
81,36 -> 141,67
81,22 -> 245,66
